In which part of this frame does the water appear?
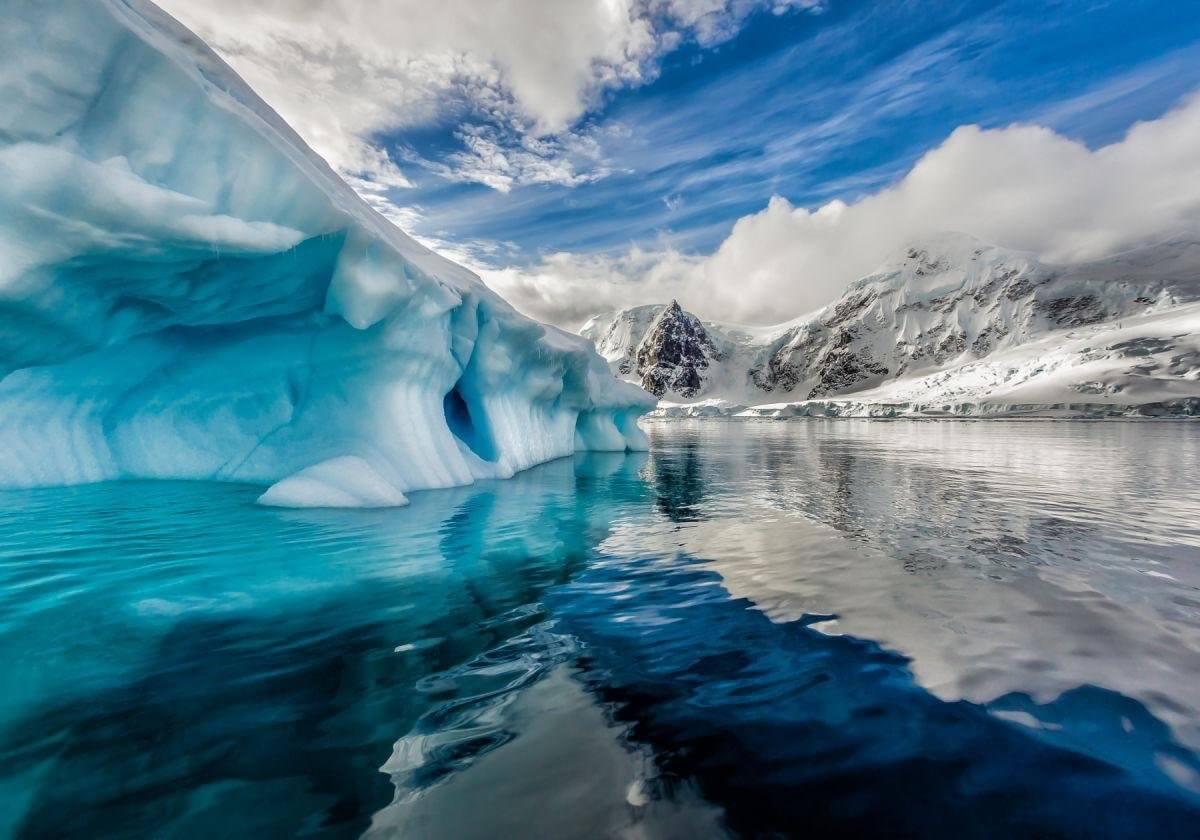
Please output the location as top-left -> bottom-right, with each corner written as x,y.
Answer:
1,420 -> 1199,838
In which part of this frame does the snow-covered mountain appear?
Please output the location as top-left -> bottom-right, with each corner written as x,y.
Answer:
581,233 -> 1200,417
0,0 -> 651,507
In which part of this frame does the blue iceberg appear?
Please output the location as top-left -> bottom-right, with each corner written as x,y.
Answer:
0,0 -> 652,507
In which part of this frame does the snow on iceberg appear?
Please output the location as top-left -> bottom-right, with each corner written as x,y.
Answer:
0,0 -> 652,507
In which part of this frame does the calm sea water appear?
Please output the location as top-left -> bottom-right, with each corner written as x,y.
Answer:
2,420 -> 1199,838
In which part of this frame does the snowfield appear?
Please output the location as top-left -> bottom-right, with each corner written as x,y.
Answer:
0,0 -> 651,506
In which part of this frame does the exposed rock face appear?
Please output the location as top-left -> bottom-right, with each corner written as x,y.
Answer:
1039,294 -> 1109,326
805,328 -> 890,399
633,301 -> 720,397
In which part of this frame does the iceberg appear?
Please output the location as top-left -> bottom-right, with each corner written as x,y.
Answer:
0,0 -> 652,507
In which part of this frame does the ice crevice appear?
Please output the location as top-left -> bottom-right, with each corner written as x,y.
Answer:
0,0 -> 652,507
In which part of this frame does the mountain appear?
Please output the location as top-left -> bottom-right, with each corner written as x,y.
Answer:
581,233 -> 1200,417
0,0 -> 651,507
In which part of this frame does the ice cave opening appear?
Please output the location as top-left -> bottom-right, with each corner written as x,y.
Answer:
443,382 -> 497,463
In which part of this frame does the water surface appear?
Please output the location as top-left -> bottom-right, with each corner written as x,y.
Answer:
2,420 -> 1199,837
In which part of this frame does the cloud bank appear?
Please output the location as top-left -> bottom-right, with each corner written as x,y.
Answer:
478,93 -> 1200,328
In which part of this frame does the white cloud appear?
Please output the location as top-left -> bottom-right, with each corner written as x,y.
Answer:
157,0 -> 821,195
658,0 -> 823,45
477,248 -> 701,328
425,124 -> 616,194
479,93 -> 1200,328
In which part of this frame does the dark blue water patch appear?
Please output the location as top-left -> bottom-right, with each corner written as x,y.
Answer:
3,568 -> 572,838
5,597 -> 401,837
550,554 -> 1200,838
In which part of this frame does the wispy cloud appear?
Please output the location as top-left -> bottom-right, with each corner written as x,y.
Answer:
1030,44 -> 1200,142
405,123 -> 619,194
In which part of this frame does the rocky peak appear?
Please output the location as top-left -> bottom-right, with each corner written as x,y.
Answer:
633,300 -> 720,397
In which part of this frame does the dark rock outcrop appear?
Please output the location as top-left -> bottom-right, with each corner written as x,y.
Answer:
634,301 -> 720,397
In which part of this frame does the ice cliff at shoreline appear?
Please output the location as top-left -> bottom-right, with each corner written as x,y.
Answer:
582,234 -> 1200,418
0,0 -> 651,506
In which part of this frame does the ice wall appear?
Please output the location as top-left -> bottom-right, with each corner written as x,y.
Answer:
0,0 -> 651,507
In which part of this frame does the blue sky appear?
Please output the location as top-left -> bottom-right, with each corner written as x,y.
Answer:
164,0 -> 1200,324
388,0 -> 1200,260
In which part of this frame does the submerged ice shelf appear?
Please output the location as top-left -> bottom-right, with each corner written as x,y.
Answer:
0,0 -> 651,507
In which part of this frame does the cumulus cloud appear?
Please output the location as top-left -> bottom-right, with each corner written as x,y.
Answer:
157,0 -> 821,195
479,93 -> 1200,328
477,248 -> 701,328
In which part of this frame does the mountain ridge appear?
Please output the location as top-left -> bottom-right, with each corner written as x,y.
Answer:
579,233 -> 1200,417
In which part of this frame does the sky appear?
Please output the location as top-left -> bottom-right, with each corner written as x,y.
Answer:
158,0 -> 1200,328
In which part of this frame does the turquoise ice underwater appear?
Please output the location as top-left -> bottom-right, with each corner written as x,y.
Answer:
1,420 -> 1199,837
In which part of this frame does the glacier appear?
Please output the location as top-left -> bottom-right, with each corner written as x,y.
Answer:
0,0 -> 651,507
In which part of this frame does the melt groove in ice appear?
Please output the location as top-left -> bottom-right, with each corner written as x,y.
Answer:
0,0 -> 652,507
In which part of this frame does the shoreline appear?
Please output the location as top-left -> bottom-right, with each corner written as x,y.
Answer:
648,396 -> 1200,421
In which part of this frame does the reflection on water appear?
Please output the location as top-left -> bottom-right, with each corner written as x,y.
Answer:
0,421 -> 1198,837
